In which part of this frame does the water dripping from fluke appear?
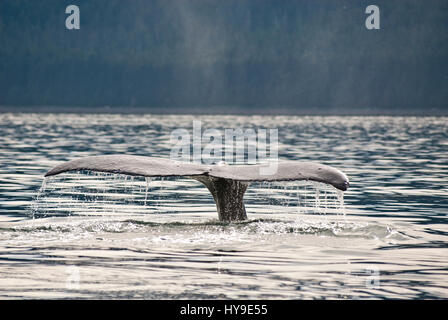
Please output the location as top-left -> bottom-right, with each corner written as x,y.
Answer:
255,180 -> 346,216
31,175 -> 347,220
38,157 -> 350,221
144,177 -> 151,206
30,172 -> 156,218
30,176 -> 50,219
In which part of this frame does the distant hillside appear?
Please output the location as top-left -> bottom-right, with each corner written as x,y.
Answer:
0,0 -> 447,113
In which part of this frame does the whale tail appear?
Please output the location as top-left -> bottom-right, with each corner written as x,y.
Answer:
194,176 -> 249,221
44,155 -> 349,222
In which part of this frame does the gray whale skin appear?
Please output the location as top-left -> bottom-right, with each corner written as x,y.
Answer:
45,155 -> 349,222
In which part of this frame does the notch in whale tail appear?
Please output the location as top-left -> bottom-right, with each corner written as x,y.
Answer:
44,155 -> 349,222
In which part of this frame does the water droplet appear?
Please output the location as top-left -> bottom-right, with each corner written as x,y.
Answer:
144,177 -> 151,206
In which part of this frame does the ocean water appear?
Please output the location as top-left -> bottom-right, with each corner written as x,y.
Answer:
0,113 -> 447,299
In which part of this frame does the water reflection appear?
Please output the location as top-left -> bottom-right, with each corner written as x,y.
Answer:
0,113 -> 447,299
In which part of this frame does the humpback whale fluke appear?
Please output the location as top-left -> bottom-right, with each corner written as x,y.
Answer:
44,155 -> 349,222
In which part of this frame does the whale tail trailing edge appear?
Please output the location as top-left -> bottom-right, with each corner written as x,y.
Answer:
44,155 -> 349,221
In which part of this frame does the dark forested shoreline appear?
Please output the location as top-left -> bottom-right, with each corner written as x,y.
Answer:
1,0 -> 446,113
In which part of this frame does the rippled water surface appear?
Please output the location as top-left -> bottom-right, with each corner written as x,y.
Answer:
0,113 -> 447,299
